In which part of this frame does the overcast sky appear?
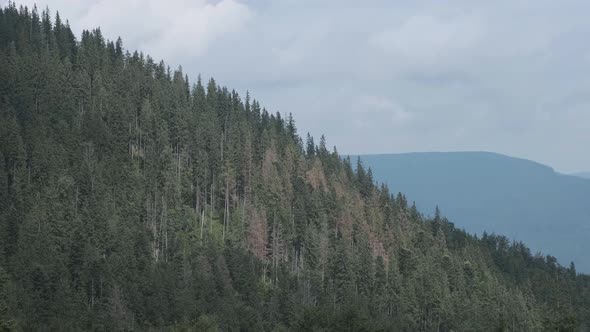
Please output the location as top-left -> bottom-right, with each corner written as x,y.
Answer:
6,0 -> 590,173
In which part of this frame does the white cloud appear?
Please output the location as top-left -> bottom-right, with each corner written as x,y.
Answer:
354,95 -> 415,128
369,14 -> 483,68
7,0 -> 253,61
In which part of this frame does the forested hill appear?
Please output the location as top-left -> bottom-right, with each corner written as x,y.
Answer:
356,152 -> 590,273
0,4 -> 589,331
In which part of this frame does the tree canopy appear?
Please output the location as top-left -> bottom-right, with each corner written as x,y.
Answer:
0,3 -> 589,330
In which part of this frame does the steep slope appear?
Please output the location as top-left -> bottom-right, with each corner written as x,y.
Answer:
0,4 -> 589,331
357,152 -> 590,272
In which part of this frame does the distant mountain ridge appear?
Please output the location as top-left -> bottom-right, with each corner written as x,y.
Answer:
357,151 -> 590,272
572,171 -> 590,179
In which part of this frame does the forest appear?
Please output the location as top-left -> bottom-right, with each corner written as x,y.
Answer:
0,3 -> 589,331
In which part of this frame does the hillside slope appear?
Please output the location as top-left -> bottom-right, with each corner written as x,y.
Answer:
357,152 -> 590,272
1,4 -> 589,331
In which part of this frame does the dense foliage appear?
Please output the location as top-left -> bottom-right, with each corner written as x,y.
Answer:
0,3 -> 589,331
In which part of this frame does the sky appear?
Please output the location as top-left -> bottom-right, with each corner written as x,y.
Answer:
4,0 -> 590,173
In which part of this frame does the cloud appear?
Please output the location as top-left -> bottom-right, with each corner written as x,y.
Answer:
355,95 -> 415,128
369,14 -> 483,68
7,0 -> 253,61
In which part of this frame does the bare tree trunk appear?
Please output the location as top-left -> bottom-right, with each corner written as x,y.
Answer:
162,197 -> 168,263
152,191 -> 158,261
91,278 -> 94,309
221,118 -> 227,162
75,186 -> 79,214
210,180 -> 214,235
196,184 -> 200,218
158,197 -> 166,263
234,182 -> 238,209
177,144 -> 181,191
200,208 -> 205,240
223,179 -> 229,242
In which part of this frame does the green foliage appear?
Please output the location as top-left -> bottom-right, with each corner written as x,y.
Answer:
0,4 -> 589,330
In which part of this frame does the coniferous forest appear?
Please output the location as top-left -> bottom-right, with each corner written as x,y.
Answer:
1,3 -> 590,331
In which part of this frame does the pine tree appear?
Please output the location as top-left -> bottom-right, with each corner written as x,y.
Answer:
305,133 -> 315,157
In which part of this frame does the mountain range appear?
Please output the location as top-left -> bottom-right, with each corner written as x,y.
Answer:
572,171 -> 590,179
358,152 -> 590,272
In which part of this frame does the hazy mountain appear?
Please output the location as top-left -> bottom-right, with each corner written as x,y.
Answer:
572,171 -> 590,179
358,152 -> 590,272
